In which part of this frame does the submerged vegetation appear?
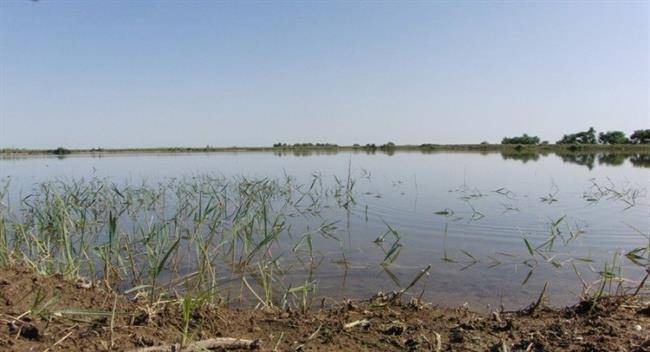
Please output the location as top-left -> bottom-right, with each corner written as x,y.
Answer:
0,172 -> 647,307
0,174 -> 361,311
0,164 -> 647,350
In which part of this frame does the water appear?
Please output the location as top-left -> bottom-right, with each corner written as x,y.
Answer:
1,150 -> 648,310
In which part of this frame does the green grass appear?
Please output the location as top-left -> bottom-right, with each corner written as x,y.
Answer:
0,172 -> 646,315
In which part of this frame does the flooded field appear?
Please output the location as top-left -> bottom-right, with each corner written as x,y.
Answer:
0,150 -> 648,311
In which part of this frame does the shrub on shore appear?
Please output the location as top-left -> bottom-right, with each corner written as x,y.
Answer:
557,127 -> 597,145
598,131 -> 629,145
501,134 -> 540,145
630,129 -> 650,144
50,147 -> 71,155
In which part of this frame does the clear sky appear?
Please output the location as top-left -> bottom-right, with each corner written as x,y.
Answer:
1,1 -> 648,149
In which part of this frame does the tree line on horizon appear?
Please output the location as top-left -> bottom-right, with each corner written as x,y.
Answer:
11,128 -> 649,155
273,128 -> 649,149
501,128 -> 650,145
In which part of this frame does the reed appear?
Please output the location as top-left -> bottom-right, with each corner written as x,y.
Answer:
0,171 -> 645,327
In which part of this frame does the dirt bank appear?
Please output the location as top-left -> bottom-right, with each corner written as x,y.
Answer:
1,266 -> 648,351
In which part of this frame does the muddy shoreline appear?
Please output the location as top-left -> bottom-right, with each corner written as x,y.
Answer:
0,266 -> 647,351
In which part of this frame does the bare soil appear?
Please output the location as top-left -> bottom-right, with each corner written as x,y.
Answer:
1,266 -> 648,351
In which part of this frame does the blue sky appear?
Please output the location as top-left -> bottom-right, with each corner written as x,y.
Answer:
1,1 -> 648,148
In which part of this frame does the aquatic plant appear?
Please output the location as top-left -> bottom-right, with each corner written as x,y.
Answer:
0,170 -> 646,317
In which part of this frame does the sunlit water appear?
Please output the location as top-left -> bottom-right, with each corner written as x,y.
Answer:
1,150 -> 648,310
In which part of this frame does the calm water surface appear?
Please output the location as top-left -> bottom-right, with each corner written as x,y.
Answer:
1,151 -> 648,310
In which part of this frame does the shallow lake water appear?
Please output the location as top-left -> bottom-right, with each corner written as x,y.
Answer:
1,150 -> 648,310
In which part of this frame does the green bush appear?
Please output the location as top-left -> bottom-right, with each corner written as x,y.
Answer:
598,131 -> 629,144
630,129 -> 650,144
557,127 -> 597,144
501,134 -> 540,145
51,147 -> 71,155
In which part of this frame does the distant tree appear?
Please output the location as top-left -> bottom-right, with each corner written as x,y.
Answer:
557,127 -> 597,144
480,141 -> 489,145
630,129 -> 650,144
598,131 -> 629,144
51,147 -> 71,155
310,143 -> 337,147
380,142 -> 396,149
501,134 -> 540,145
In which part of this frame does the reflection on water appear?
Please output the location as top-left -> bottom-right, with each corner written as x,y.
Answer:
556,152 -> 597,169
0,150 -> 648,310
630,153 -> 650,168
500,151 -> 542,163
3,149 -> 650,168
598,153 -> 627,166
497,150 -> 650,169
